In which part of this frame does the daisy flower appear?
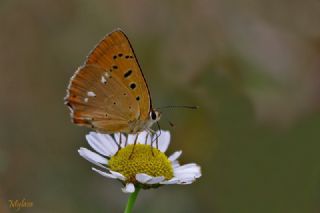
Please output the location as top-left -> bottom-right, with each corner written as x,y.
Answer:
78,130 -> 201,193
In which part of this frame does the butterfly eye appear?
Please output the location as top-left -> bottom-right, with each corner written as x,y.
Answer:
150,111 -> 157,120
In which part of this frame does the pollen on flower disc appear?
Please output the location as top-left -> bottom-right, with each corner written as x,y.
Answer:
108,144 -> 173,183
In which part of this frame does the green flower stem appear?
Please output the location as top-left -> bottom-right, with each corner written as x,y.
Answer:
124,186 -> 141,213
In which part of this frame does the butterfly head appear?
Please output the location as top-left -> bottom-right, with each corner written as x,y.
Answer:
150,109 -> 161,122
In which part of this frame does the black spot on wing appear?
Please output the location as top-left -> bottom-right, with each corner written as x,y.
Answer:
130,83 -> 136,89
124,70 -> 132,78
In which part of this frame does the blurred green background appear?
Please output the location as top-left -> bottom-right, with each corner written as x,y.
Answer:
1,0 -> 320,212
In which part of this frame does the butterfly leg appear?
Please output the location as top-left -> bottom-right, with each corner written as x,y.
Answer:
147,128 -> 162,156
148,128 -> 161,150
129,133 -> 139,159
145,131 -> 155,156
125,133 -> 128,147
154,121 -> 162,150
119,133 -> 122,147
113,133 -> 123,155
145,133 -> 150,145
146,128 -> 154,156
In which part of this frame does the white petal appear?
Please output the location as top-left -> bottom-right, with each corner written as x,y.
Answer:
168,151 -> 182,162
85,133 -> 107,156
174,163 -> 200,171
109,170 -> 126,181
178,180 -> 193,185
78,148 -> 107,168
98,134 -> 119,155
144,132 -> 152,145
136,173 -> 153,183
147,176 -> 165,184
174,163 -> 201,178
122,183 -> 135,193
175,172 -> 201,180
127,134 -> 137,145
176,174 -> 197,181
92,168 -> 117,179
137,131 -> 148,144
173,171 -> 198,184
125,132 -> 151,146
114,133 -> 127,147
160,177 -> 179,185
152,130 -> 170,152
127,131 -> 151,144
86,132 -> 118,156
174,164 -> 201,183
174,174 -> 199,181
171,160 -> 180,168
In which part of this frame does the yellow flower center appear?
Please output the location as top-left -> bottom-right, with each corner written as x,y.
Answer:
109,144 -> 173,183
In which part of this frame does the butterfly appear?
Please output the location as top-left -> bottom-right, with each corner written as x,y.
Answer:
65,29 -> 161,134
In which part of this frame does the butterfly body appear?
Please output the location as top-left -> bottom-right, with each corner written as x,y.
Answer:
65,29 -> 160,133
127,110 -> 161,133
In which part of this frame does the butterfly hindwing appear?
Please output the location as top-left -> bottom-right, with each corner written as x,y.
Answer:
65,65 -> 140,133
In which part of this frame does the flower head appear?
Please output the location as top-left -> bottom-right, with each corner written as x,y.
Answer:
78,130 -> 201,193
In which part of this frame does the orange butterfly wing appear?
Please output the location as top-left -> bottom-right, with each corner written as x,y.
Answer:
65,30 -> 152,133
66,65 -> 141,133
86,29 -> 151,121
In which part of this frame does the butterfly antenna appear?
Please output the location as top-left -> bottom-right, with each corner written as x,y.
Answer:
168,120 -> 175,128
163,117 -> 175,128
157,105 -> 197,129
156,105 -> 199,110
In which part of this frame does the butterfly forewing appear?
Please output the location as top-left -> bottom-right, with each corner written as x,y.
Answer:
65,30 -> 152,133
86,30 -> 151,121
